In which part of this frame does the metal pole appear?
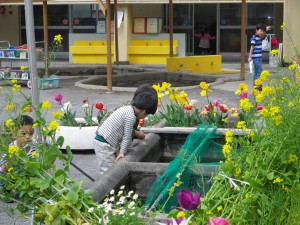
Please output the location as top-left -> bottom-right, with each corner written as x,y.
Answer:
169,0 -> 173,57
114,0 -> 119,65
106,0 -> 112,92
43,0 -> 49,76
240,0 -> 246,80
24,0 -> 41,141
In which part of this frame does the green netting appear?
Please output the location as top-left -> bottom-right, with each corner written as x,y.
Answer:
144,123 -> 224,213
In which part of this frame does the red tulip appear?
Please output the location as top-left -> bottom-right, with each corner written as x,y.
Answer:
138,118 -> 145,126
83,99 -> 88,104
219,104 -> 228,113
209,217 -> 229,225
54,93 -> 63,103
204,105 -> 210,111
184,105 -> 193,110
95,102 -> 104,110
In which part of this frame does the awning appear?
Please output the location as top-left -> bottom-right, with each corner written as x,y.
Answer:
0,0 -> 284,5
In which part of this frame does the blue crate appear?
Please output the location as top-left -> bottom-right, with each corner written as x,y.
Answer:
39,76 -> 60,90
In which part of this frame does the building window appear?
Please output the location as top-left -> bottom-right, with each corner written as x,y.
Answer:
220,29 -> 241,52
220,3 -> 241,26
247,3 -> 274,26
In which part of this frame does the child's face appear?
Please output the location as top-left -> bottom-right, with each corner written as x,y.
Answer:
256,29 -> 266,37
137,110 -> 149,120
16,124 -> 34,146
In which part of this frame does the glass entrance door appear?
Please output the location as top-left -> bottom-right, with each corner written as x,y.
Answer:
193,4 -> 217,55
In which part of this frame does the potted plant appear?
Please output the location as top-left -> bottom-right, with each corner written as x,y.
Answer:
38,34 -> 63,90
53,93 -> 107,150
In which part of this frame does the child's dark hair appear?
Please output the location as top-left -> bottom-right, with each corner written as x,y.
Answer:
21,115 -> 34,126
132,92 -> 158,115
133,84 -> 157,101
256,23 -> 266,32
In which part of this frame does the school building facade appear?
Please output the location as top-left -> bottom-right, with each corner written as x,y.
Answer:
0,0 -> 298,62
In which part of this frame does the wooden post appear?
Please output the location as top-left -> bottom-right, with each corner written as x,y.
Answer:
240,0 -> 246,80
114,0 -> 119,65
106,0 -> 112,92
43,0 -> 48,76
169,0 -> 173,57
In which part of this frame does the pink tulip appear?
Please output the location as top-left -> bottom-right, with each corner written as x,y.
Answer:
212,99 -> 219,107
55,93 -> 63,103
27,106 -> 33,112
209,217 -> 229,225
239,91 -> 248,100
257,104 -> 264,111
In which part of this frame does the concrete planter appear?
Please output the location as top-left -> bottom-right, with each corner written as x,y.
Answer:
55,118 -> 98,150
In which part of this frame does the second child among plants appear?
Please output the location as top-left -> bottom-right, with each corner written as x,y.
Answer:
93,92 -> 157,175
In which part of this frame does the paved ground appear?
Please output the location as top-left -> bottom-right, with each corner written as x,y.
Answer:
0,60 -> 271,224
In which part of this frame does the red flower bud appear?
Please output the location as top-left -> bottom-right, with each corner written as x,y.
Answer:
138,118 -> 145,126
95,102 -> 104,110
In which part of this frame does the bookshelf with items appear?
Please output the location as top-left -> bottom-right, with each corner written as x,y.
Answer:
0,40 -> 42,84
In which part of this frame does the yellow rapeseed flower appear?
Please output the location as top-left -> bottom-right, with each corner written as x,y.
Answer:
254,78 -> 263,86
177,211 -> 186,219
10,79 -> 18,85
260,70 -> 270,81
20,65 -> 27,72
235,167 -> 242,177
245,193 -> 252,198
237,121 -> 247,130
49,120 -> 59,131
270,49 -> 279,56
288,63 -> 297,70
8,145 -> 19,156
273,177 -> 283,184
280,77 -> 290,84
282,185 -> 288,191
12,84 -> 21,92
41,100 -> 52,110
31,151 -> 39,159
52,110 -> 64,120
288,154 -> 298,164
288,101 -> 294,107
240,98 -> 253,112
217,206 -> 223,211
32,122 -> 39,128
280,22 -> 286,30
5,119 -> 15,128
4,102 -> 14,111
53,34 -> 63,45
247,130 -> 255,138
7,167 -> 13,173
255,93 -> 264,103
261,86 -> 271,96
269,106 -> 280,117
222,143 -> 232,157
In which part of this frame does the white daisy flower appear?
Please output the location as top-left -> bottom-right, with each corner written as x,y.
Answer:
130,212 -> 136,216
127,190 -> 134,197
118,209 -> 126,215
88,207 -> 94,213
109,196 -> 115,202
120,185 -> 125,190
110,189 -> 115,195
118,190 -> 123,196
133,194 -> 138,200
128,201 -> 135,208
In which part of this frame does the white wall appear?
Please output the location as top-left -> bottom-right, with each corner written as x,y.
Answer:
283,0 -> 300,59
0,6 -> 20,46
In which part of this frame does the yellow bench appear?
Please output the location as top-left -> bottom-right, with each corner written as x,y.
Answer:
70,40 -> 114,64
167,55 -> 222,74
128,40 -> 178,65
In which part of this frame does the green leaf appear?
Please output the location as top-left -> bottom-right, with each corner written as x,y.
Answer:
56,136 -> 64,147
45,204 -> 58,222
25,161 -> 41,175
30,177 -> 51,191
65,190 -> 79,204
71,181 -> 82,194
266,172 -> 274,180
43,145 -> 61,165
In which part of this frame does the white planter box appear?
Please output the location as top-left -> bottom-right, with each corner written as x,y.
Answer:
55,118 -> 99,150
